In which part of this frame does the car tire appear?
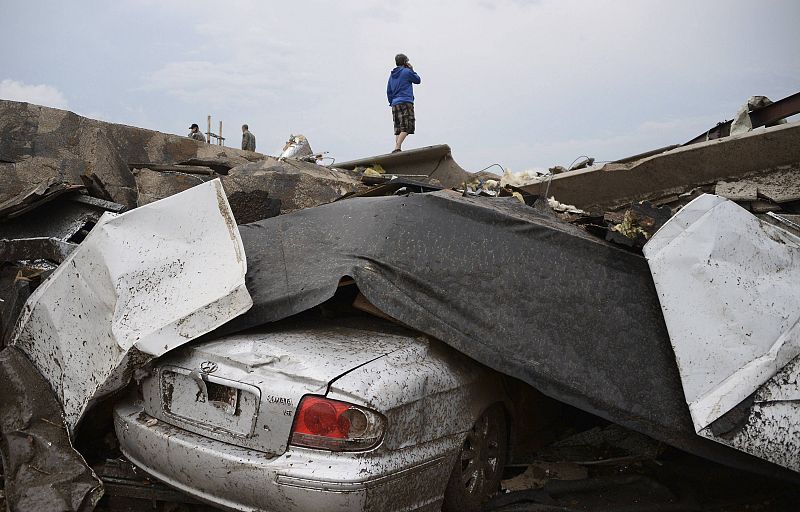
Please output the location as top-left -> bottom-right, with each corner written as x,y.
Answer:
442,403 -> 508,512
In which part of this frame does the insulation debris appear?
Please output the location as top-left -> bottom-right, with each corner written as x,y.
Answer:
547,197 -> 585,214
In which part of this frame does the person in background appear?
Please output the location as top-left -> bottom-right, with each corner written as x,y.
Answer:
241,124 -> 256,151
188,123 -> 206,142
386,53 -> 421,153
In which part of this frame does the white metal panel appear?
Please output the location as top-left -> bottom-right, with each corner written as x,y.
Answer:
643,193 -> 800,471
11,180 -> 252,432
643,194 -> 800,431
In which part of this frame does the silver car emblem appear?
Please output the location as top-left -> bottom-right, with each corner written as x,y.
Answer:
200,361 -> 218,374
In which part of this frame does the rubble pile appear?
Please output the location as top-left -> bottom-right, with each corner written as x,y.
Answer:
524,121 -> 800,215
573,162 -> 800,249
523,123 -> 800,250
0,100 -> 374,224
223,157 -> 365,218
0,100 -> 388,346
0,101 -> 259,208
1,96 -> 799,512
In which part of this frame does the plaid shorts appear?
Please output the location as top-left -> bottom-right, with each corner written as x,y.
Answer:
392,102 -> 415,135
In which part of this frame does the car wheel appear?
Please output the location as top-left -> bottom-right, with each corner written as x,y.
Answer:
442,403 -> 508,512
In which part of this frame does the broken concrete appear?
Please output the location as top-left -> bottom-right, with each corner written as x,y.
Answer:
132,154 -> 363,219
715,180 -> 759,201
715,168 -> 800,205
132,167 -> 215,206
0,100 -> 263,208
334,144 -> 472,189
222,157 -> 365,215
175,147 -> 258,173
0,101 -> 374,221
522,121 -> 800,212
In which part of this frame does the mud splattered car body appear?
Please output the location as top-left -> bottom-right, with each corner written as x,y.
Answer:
113,318 -> 510,511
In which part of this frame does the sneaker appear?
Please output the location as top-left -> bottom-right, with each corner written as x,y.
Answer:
392,149 -> 402,153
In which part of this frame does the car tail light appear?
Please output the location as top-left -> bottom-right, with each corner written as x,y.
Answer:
289,395 -> 384,451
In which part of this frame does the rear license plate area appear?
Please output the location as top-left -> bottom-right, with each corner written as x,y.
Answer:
205,380 -> 239,415
160,367 -> 260,437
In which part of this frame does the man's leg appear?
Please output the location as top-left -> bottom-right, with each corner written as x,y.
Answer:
395,132 -> 408,151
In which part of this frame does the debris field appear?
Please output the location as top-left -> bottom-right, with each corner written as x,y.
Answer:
1,94 -> 799,512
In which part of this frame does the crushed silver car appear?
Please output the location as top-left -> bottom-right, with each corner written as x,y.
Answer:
113,317 -> 514,512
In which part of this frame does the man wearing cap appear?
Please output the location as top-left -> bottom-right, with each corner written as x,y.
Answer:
188,123 -> 206,142
241,124 -> 256,151
386,53 -> 421,153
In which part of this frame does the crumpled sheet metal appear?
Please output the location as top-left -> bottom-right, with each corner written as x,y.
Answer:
643,194 -> 800,471
0,346 -> 103,512
11,179 -> 252,433
701,355 -> 800,472
220,190 -> 793,480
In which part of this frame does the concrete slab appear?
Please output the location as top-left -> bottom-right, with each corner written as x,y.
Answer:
522,122 -> 800,211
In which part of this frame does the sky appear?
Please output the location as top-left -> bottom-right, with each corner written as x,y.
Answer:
1,0 -> 798,172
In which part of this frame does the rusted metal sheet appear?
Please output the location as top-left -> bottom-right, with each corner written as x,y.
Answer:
9,179 -> 252,432
643,194 -> 800,471
749,91 -> 800,128
684,91 -> 800,145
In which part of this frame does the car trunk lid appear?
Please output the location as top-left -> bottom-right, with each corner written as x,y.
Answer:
141,323 -> 415,455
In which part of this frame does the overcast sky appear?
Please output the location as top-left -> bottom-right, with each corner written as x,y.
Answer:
2,0 -> 798,171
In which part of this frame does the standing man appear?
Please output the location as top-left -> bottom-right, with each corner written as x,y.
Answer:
387,53 -> 421,153
188,123 -> 206,142
241,124 -> 256,151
